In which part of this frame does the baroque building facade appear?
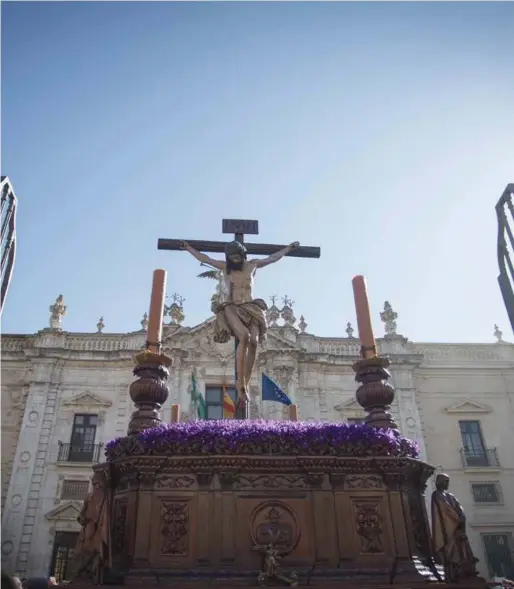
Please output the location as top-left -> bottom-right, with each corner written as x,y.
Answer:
1,297 -> 514,581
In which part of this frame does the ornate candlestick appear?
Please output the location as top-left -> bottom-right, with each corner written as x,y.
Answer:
128,350 -> 171,435
352,355 -> 397,429
351,275 -> 397,429
127,268 -> 171,435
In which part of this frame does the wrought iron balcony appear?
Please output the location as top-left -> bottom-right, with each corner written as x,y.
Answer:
460,448 -> 500,469
57,442 -> 103,463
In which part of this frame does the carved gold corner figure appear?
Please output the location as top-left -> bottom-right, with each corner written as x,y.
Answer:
431,473 -> 479,583
68,471 -> 110,584
180,239 -> 299,405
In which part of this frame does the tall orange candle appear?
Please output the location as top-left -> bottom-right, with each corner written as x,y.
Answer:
171,404 -> 180,423
288,404 -> 298,422
146,269 -> 167,353
352,275 -> 376,358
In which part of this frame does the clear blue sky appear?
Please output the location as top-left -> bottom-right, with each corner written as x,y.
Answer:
2,1 -> 513,342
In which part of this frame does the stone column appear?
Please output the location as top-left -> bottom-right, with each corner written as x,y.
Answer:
390,368 -> 427,461
390,366 -> 433,514
1,358 -> 63,576
114,382 -> 130,440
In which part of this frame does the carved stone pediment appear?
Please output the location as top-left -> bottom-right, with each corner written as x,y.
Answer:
199,335 -> 235,361
162,318 -> 230,363
162,317 -> 302,363
444,400 -> 492,414
62,391 -> 112,408
334,398 -> 365,417
45,502 -> 81,521
263,331 -> 301,351
164,317 -> 214,344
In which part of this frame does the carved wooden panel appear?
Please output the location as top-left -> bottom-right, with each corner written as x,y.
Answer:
112,499 -> 128,556
250,502 -> 300,550
160,501 -> 189,555
236,498 -> 313,568
353,500 -> 384,555
113,491 -> 138,566
148,496 -> 196,566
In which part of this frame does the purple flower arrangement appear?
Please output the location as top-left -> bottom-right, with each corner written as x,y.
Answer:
105,420 -> 419,461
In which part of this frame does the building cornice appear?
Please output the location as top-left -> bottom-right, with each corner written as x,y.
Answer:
2,324 -> 513,365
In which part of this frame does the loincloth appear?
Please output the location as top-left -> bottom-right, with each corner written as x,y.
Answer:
211,299 -> 268,344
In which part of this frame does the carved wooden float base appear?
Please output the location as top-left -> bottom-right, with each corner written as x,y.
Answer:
72,455 -> 486,588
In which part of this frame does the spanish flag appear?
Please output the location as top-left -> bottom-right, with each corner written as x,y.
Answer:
223,387 -> 236,418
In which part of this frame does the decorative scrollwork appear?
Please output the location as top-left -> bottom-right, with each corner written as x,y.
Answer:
346,475 -> 383,490
233,475 -> 306,490
160,501 -> 189,556
354,502 -> 384,554
155,475 -> 195,489
108,455 -> 434,492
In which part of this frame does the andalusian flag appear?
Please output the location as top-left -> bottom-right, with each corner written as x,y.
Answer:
223,386 -> 236,419
190,372 -> 207,420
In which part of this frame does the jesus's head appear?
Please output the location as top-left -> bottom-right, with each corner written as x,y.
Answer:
225,240 -> 247,274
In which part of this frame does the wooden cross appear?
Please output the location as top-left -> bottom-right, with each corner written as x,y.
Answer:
158,219 -> 321,419
158,219 -> 320,258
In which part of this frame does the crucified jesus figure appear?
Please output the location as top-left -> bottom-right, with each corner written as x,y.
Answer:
180,239 -> 299,407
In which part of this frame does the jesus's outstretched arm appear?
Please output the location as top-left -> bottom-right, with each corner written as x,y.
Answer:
180,241 -> 225,270
253,242 -> 300,269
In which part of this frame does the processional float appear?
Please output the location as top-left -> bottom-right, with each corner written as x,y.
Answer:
67,218 -> 485,589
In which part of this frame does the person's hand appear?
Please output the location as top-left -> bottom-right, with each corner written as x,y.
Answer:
289,241 -> 300,250
179,241 -> 189,250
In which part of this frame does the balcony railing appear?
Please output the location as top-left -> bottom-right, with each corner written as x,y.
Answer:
460,448 -> 500,468
57,442 -> 103,463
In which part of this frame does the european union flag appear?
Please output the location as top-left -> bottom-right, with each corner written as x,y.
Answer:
262,373 -> 292,406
